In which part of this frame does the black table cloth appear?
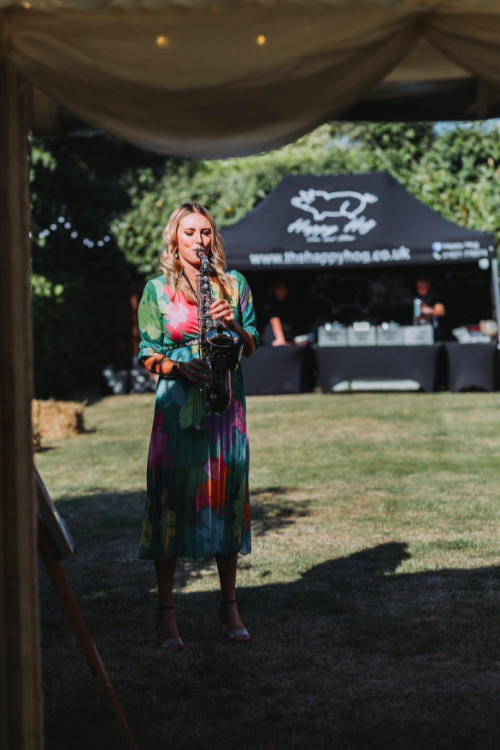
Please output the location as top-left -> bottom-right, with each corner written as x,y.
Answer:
444,342 -> 497,392
241,345 -> 310,395
313,345 -> 442,393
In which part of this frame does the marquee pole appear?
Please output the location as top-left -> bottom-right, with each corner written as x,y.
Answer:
0,59 -> 43,749
490,257 -> 500,345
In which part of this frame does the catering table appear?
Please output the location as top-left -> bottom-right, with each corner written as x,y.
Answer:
241,345 -> 312,395
313,344 -> 442,393
444,342 -> 498,392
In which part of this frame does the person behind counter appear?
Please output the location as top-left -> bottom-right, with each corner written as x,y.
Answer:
414,276 -> 446,339
261,279 -> 295,346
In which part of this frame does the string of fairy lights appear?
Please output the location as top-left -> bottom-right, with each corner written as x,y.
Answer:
30,216 -> 114,249
155,32 -> 267,48
18,0 -> 270,48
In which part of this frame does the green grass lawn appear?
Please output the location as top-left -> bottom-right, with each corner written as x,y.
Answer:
36,392 -> 500,750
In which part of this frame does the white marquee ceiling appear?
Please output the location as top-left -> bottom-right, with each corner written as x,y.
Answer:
2,1 -> 500,156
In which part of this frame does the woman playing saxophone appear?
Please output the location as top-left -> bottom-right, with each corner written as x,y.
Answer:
137,202 -> 258,650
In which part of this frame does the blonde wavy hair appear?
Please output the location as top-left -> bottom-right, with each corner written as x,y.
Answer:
159,202 -> 235,304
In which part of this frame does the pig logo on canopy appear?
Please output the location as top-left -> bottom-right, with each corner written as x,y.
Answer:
287,189 -> 379,243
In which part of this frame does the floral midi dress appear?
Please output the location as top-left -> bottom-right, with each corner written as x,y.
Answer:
138,270 -> 259,560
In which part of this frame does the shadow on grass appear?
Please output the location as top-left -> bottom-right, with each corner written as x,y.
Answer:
251,485 -> 312,537
40,492 -> 500,750
47,486 -> 309,592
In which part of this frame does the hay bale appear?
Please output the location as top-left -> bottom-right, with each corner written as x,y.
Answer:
32,399 -> 85,447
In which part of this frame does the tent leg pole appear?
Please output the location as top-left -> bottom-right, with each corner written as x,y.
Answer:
0,60 -> 43,749
490,257 -> 500,345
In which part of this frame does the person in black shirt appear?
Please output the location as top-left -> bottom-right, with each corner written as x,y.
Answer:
414,276 -> 446,339
261,279 -> 295,346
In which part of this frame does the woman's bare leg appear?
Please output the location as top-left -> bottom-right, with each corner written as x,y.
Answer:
216,553 -> 247,631
155,558 -> 181,640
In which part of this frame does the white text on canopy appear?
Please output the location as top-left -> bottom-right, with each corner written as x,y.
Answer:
287,188 -> 378,243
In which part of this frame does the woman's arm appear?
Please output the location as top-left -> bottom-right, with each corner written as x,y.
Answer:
139,280 -> 209,382
210,298 -> 256,356
228,319 -> 256,356
142,354 -> 209,383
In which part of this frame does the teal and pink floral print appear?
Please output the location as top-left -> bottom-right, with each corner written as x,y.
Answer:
138,271 -> 258,559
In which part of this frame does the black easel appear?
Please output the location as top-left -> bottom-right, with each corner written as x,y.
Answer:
36,468 -> 136,749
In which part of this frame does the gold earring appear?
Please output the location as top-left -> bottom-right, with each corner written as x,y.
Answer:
174,250 -> 179,259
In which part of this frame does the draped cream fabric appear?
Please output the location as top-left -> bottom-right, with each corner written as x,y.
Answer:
1,1 -> 500,156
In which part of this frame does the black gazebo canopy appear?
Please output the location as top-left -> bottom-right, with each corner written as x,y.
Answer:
222,172 -> 495,271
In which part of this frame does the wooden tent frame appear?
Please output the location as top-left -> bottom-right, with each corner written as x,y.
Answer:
0,60 -> 41,750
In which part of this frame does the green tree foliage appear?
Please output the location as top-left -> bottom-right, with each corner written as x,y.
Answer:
352,122 -> 435,175
408,124 -> 500,236
29,134 -> 170,395
30,121 -> 500,396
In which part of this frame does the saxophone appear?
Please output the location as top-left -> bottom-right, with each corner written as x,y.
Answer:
196,249 -> 243,414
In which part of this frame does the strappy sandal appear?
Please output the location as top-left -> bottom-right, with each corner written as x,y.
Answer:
219,600 -> 251,642
156,605 -> 185,651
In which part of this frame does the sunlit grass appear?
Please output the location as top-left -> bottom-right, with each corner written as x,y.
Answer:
37,392 -> 500,749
